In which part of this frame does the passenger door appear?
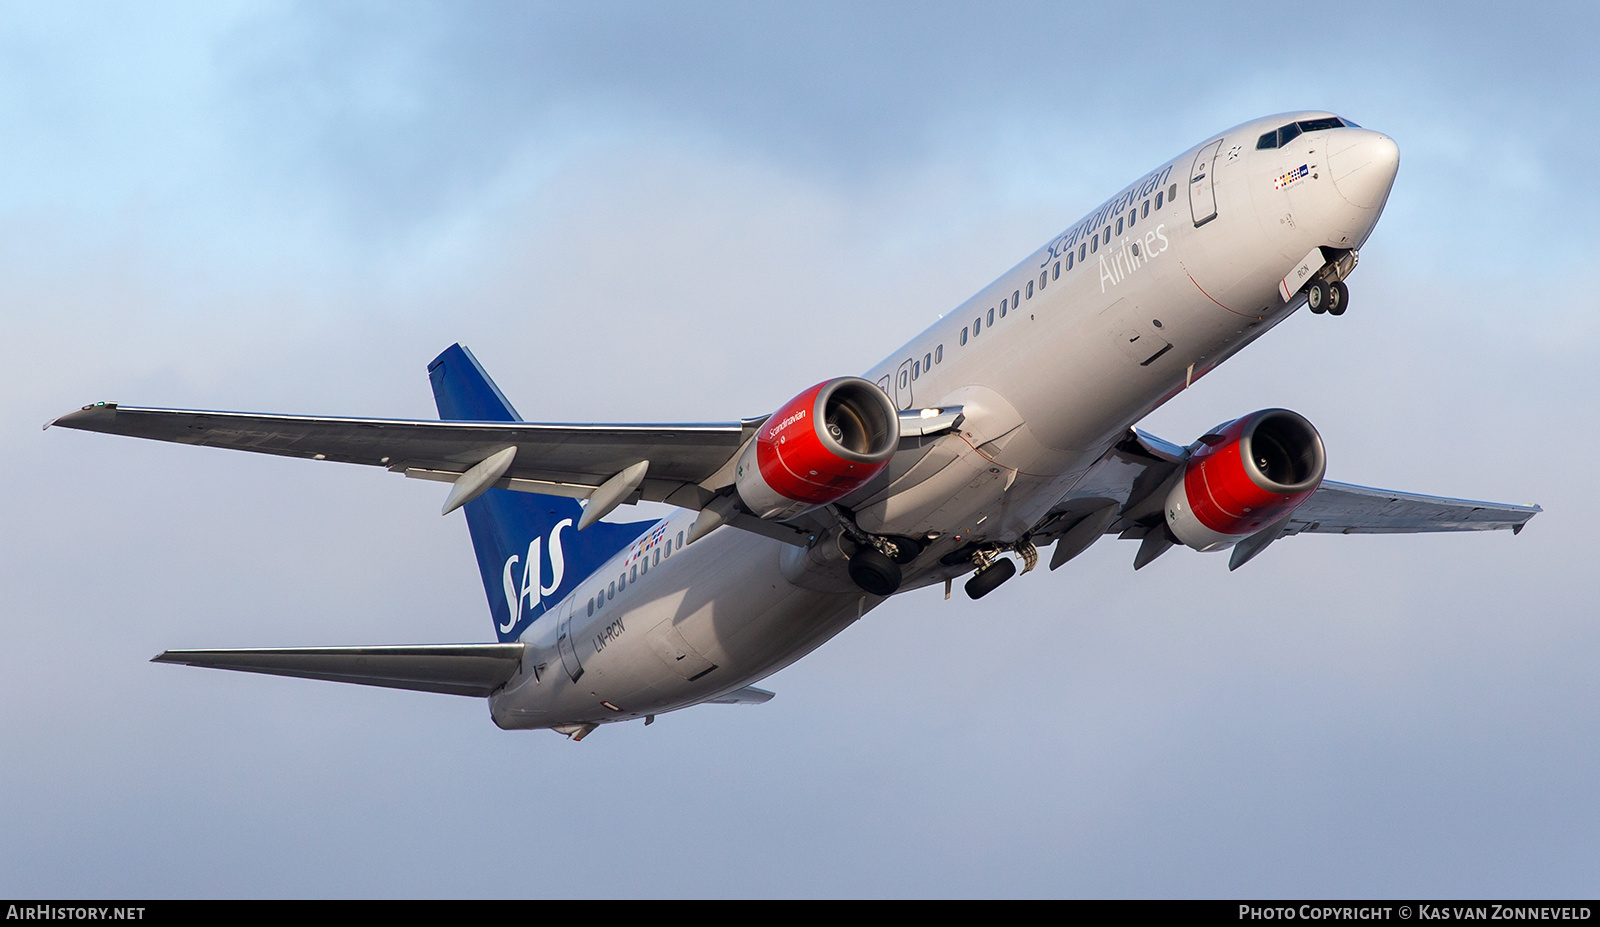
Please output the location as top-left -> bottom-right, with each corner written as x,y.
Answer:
1189,139 -> 1224,227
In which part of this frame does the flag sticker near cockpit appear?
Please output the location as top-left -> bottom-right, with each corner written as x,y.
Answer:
1275,164 -> 1311,190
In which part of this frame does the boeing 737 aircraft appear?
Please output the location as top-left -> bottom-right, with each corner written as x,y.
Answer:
51,112 -> 1539,740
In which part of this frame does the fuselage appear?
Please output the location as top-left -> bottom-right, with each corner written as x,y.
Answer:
491,111 -> 1401,732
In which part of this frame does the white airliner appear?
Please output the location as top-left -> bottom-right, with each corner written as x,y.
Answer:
51,111 -> 1538,740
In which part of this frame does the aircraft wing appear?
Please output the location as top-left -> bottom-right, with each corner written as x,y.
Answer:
49,402 -> 752,510
49,401 -> 962,545
1277,480 -> 1541,535
152,643 -> 526,697
1030,428 -> 1539,568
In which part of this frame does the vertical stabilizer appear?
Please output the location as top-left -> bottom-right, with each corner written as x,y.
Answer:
427,344 -> 655,642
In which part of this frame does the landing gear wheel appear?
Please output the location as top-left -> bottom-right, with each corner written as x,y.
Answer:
848,547 -> 902,596
884,535 -> 924,565
1306,280 -> 1327,314
1328,280 -> 1348,316
964,557 -> 1016,600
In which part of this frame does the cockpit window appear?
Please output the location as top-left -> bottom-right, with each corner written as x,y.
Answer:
1261,117 -> 1357,149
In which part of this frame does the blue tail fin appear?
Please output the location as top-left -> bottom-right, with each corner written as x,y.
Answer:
428,344 -> 655,642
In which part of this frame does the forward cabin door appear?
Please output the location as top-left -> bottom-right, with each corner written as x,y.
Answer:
1189,139 -> 1224,227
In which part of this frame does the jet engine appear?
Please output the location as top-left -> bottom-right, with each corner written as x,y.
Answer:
1164,409 -> 1326,550
735,377 -> 900,520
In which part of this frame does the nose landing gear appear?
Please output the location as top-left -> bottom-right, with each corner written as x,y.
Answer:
1328,280 -> 1348,316
1305,250 -> 1355,316
1310,279 -> 1350,316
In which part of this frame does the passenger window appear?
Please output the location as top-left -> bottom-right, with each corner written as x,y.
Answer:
924,352 -> 932,370
1128,210 -> 1136,229
899,369 -> 908,388
935,345 -> 943,363
1142,201 -> 1150,218
1012,289 -> 1020,305
960,327 -> 968,345
1116,217 -> 1123,235
999,302 -> 1006,319
1168,183 -> 1177,201
1156,191 -> 1164,209
587,598 -> 594,617
640,557 -> 647,575
987,307 -> 994,325
1067,252 -> 1074,270
1026,280 -> 1034,298
973,316 -> 981,335
912,360 -> 920,379
1091,236 -> 1098,253
653,549 -> 660,565
1079,243 -> 1087,260
1040,270 -> 1047,289
608,581 -> 615,600
1053,260 -> 1060,279
676,531 -> 683,548
619,573 -> 626,590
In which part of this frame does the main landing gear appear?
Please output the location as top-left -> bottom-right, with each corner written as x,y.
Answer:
964,556 -> 1015,599
830,505 -> 924,597
960,540 -> 1035,600
848,547 -> 901,596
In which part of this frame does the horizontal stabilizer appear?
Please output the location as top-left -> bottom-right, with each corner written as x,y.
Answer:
704,686 -> 775,705
152,643 -> 526,697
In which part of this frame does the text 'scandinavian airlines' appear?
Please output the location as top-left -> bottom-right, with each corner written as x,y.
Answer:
53,112 -> 1538,740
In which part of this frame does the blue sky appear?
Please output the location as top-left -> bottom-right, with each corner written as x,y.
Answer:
2,1 -> 1596,897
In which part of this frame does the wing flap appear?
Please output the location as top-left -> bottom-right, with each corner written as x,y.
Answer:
151,643 -> 527,697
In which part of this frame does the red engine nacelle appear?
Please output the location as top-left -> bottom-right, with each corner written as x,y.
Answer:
735,377 -> 900,520
1164,409 -> 1326,551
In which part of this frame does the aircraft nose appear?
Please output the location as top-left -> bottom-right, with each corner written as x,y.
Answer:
1327,130 -> 1400,210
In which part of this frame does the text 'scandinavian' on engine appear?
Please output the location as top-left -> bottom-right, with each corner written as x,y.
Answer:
51,112 -> 1538,740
